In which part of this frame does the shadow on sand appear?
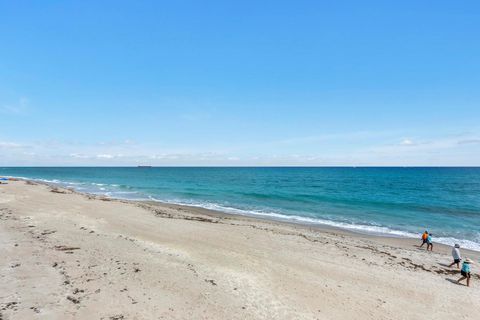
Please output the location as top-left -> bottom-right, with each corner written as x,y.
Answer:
445,278 -> 464,286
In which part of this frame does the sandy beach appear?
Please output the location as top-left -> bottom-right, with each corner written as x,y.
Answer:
1,180 -> 479,320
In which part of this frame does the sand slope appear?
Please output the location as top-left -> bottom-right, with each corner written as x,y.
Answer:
1,180 -> 478,319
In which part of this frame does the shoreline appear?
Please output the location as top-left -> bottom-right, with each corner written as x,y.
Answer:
16,176 -> 480,255
143,201 -> 480,258
20,177 -> 480,260
1,179 -> 479,319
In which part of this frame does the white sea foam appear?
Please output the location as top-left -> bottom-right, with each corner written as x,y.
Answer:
434,237 -> 480,252
110,191 -> 138,195
147,197 -> 480,251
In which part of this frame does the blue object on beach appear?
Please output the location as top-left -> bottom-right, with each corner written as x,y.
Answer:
0,177 -> 8,180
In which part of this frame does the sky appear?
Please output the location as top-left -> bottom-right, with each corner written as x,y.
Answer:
1,0 -> 479,166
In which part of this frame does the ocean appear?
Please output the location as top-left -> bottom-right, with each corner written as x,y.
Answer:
2,167 -> 480,251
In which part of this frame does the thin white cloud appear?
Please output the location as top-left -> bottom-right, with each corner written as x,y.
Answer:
97,139 -> 136,146
277,131 -> 385,145
1,97 -> 29,115
96,154 -> 115,159
458,139 -> 480,145
369,134 -> 480,158
0,141 -> 28,148
1,131 -> 480,166
399,139 -> 415,146
69,153 -> 90,159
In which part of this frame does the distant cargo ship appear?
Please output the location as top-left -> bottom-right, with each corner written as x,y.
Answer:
137,165 -> 152,168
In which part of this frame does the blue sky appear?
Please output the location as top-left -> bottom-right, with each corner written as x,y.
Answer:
1,1 -> 479,166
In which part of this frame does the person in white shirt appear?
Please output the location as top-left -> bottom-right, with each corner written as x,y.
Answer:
448,244 -> 461,269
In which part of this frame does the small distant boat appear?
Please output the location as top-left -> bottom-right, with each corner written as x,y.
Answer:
137,165 -> 152,168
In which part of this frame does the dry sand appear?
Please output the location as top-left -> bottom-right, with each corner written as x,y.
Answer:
1,180 -> 479,320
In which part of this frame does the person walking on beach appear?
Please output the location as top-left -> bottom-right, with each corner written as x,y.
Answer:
426,233 -> 433,251
420,231 -> 428,248
458,258 -> 473,287
448,244 -> 462,268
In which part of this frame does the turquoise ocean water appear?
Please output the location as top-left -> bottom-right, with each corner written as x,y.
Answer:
2,167 -> 480,251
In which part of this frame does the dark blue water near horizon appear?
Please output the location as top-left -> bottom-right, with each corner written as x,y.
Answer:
2,167 -> 480,250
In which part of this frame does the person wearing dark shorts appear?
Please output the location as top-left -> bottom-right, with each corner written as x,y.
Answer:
426,234 -> 433,251
420,231 -> 428,248
449,244 -> 462,269
458,258 -> 473,287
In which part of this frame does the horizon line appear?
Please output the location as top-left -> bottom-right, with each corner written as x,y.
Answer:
2,165 -> 480,168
